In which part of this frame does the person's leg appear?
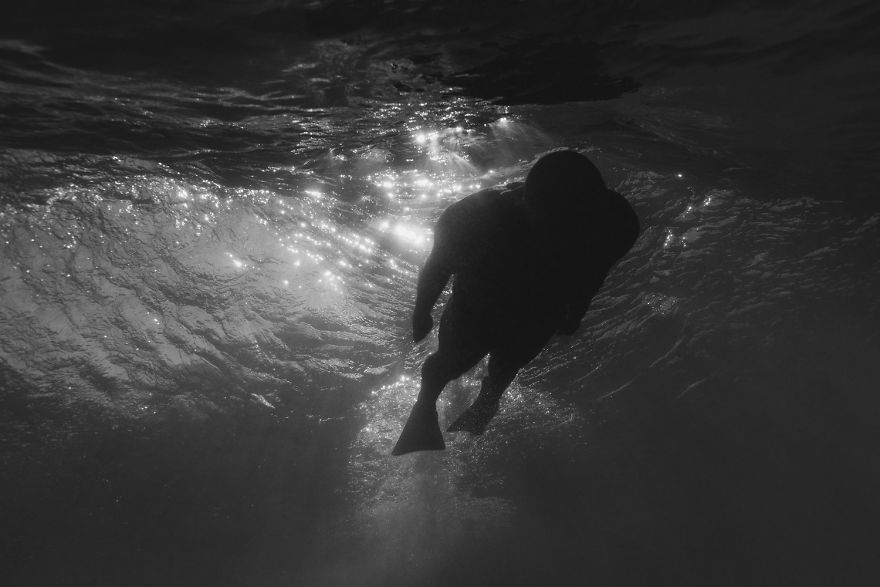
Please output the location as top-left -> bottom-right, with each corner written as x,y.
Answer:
415,347 -> 485,406
392,296 -> 490,455
446,352 -> 522,434
478,352 -> 524,403
415,296 -> 491,406
448,327 -> 553,434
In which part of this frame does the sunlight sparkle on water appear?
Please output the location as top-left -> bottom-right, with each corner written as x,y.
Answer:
390,222 -> 429,250
370,169 -> 468,203
227,253 -> 245,269
367,118 -> 485,205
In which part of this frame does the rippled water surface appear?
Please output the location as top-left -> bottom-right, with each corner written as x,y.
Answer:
2,2 -> 880,585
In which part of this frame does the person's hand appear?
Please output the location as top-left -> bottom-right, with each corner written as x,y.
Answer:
556,315 -> 581,336
413,313 -> 433,342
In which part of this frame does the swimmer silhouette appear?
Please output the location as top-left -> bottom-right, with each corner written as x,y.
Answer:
392,150 -> 640,456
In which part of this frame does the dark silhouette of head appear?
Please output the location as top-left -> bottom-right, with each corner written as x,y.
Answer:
525,150 -> 606,221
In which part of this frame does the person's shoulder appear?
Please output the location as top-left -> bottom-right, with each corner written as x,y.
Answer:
498,183 -> 525,205
463,185 -> 519,207
603,188 -> 632,210
500,181 -> 525,194
600,188 -> 640,250
603,189 -> 637,221
440,186 -> 512,222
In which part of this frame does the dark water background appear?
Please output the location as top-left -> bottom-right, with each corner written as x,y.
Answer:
2,1 -> 880,585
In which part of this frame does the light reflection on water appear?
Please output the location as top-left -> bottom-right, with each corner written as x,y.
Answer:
0,98 -> 540,420
2,90 -> 876,434
2,55 -> 880,585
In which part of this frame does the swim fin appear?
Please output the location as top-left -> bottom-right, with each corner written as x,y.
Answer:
391,402 -> 445,456
447,396 -> 499,435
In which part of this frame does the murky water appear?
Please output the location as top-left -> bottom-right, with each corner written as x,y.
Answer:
2,3 -> 880,585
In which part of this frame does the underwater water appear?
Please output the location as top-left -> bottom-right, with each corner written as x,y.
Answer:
2,1 -> 880,585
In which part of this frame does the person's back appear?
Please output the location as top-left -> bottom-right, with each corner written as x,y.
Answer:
393,150 -> 640,456
430,186 -> 532,329
434,180 -> 637,337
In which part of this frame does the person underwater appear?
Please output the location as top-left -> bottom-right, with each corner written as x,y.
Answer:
392,149 -> 640,456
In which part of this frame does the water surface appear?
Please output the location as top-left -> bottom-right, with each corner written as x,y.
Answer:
2,2 -> 879,585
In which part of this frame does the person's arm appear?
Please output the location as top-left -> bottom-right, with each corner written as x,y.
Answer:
557,272 -> 606,335
604,189 -> 640,261
412,250 -> 452,342
412,208 -> 459,342
557,190 -> 640,335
